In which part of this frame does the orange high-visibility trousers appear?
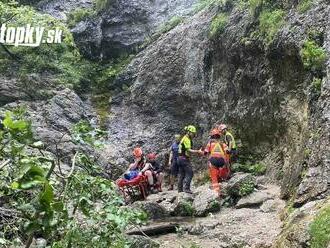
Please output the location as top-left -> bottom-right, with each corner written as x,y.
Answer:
208,163 -> 220,193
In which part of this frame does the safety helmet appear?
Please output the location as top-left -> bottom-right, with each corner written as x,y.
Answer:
210,128 -> 221,136
133,147 -> 143,158
184,125 -> 197,133
174,134 -> 181,139
218,124 -> 228,131
147,153 -> 157,160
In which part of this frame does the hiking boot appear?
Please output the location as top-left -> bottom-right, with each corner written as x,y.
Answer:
150,188 -> 158,194
184,190 -> 193,194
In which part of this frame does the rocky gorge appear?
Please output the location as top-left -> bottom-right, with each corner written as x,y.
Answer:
0,0 -> 330,247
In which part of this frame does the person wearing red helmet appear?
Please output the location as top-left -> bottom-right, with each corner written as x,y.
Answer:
146,153 -> 164,192
203,128 -> 229,194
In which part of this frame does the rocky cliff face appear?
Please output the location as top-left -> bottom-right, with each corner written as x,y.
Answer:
52,0 -> 199,60
0,75 -> 111,175
1,0 -> 329,246
105,1 -> 330,207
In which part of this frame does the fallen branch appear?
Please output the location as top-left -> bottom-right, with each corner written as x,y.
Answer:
126,223 -> 179,236
128,222 -> 161,246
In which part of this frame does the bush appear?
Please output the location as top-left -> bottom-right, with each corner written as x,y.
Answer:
141,16 -> 184,48
232,163 -> 267,176
309,205 -> 330,248
239,180 -> 255,196
94,0 -> 113,12
258,9 -> 285,44
300,39 -> 327,73
312,77 -> 322,93
158,16 -> 184,34
181,201 -> 195,216
0,109 -> 147,247
297,0 -> 313,13
67,8 -> 94,28
209,13 -> 229,38
193,0 -> 224,13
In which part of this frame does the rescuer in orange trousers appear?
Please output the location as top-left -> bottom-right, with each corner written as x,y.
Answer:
203,128 -> 229,194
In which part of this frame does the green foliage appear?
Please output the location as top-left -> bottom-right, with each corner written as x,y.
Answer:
71,120 -> 107,147
93,56 -> 133,93
300,39 -> 327,73
232,163 -> 267,176
247,0 -> 262,14
91,93 -> 112,129
0,109 -> 147,247
189,243 -> 202,248
209,13 -> 228,38
94,0 -> 113,12
181,201 -> 195,216
309,205 -> 330,248
67,8 -> 94,28
193,0 -> 225,13
141,16 -> 185,48
297,0 -> 313,13
257,9 -> 285,44
0,1 -> 93,87
209,200 -> 220,211
239,180 -> 255,196
312,77 -> 322,93
158,16 -> 184,34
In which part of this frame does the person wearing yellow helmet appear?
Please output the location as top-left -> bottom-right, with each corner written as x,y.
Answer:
177,125 -> 203,194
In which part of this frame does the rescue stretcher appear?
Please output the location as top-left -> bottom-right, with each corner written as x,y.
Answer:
116,174 -> 149,203
116,171 -> 163,203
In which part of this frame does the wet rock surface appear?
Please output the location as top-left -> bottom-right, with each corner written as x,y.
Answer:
70,0 -> 198,60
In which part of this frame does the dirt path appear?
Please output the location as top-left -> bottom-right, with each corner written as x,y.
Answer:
154,184 -> 285,248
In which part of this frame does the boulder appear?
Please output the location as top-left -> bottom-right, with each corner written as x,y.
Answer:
0,75 -> 57,106
173,192 -> 195,216
193,188 -> 220,217
129,235 -> 160,248
236,191 -> 272,209
224,173 -> 256,198
260,199 -> 286,213
132,201 -> 169,220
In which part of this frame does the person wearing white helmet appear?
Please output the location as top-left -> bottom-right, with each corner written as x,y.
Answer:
218,124 -> 238,163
